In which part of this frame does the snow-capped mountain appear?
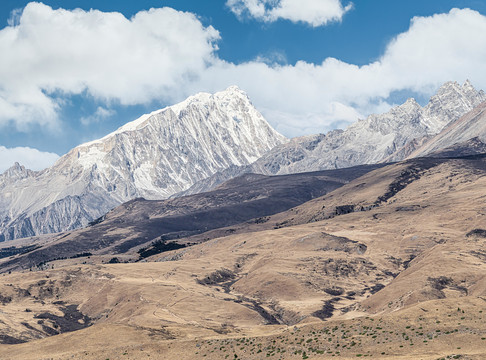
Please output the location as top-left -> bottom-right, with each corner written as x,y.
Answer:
251,80 -> 485,175
0,86 -> 286,241
179,80 -> 486,196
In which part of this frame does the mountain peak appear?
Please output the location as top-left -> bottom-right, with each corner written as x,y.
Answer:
425,80 -> 486,123
402,97 -> 421,109
218,85 -> 248,98
438,80 -> 459,89
0,87 -> 286,241
463,79 -> 474,89
222,85 -> 245,94
7,162 -> 25,172
1,162 -> 34,180
433,79 -> 482,101
80,86 -> 256,148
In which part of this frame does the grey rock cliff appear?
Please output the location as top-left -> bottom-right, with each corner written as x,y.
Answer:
407,100 -> 486,158
253,80 -> 485,175
0,86 -> 286,241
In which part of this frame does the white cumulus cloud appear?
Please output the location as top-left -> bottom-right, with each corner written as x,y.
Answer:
0,2 -> 220,129
0,146 -> 59,173
184,8 -> 486,136
226,0 -> 353,27
0,4 -> 486,139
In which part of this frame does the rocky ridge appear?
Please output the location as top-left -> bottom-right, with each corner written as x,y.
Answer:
179,80 -> 486,196
0,86 -> 286,241
241,80 -> 486,174
408,101 -> 486,158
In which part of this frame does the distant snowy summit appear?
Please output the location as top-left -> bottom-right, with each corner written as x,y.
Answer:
0,86 -> 286,241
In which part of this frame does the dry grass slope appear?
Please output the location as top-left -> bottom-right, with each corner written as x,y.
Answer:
1,155 -> 486,358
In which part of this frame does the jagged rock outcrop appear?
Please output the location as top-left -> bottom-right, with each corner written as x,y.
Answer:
0,86 -> 286,241
252,80 -> 485,174
179,80 -> 486,196
407,101 -> 486,158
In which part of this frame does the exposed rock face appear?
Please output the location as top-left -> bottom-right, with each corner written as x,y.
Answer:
179,80 -> 485,196
408,101 -> 486,158
252,80 -> 485,175
0,86 -> 286,241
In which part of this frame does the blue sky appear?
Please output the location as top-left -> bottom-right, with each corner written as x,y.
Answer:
1,0 -> 486,172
